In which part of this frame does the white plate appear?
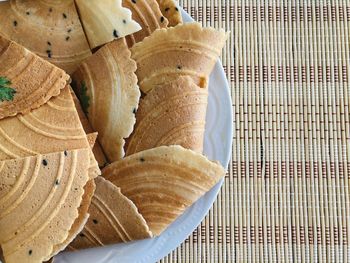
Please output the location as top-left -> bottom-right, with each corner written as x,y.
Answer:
54,8 -> 233,263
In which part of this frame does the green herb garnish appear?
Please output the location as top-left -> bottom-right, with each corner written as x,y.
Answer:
79,81 -> 90,115
0,77 -> 16,102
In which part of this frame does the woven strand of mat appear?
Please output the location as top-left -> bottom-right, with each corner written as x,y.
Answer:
160,0 -> 350,262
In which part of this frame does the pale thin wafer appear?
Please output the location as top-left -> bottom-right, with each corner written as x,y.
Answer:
103,145 -> 226,235
0,35 -> 69,119
0,0 -> 91,74
0,149 -> 90,263
131,22 -> 228,93
75,0 -> 141,49
156,0 -> 182,26
69,176 -> 152,249
123,0 -> 168,47
73,38 -> 140,162
126,76 -> 208,155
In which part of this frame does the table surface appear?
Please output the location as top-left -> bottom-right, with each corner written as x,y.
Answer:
161,0 -> 350,262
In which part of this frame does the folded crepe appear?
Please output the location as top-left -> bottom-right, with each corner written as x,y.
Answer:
69,176 -> 152,249
103,145 -> 226,235
0,86 -> 100,180
0,0 -> 91,74
123,0 -> 168,47
0,148 -> 90,263
70,88 -> 108,168
72,38 -> 140,162
75,0 -> 141,49
131,22 -> 228,93
126,76 -> 208,155
156,0 -> 182,26
0,35 -> 69,119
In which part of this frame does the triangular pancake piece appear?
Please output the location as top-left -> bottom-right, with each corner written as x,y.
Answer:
75,0 -> 141,49
0,86 -> 89,160
0,35 -> 69,119
123,0 -> 168,47
0,148 -> 90,263
0,85 -> 101,179
0,0 -> 91,73
126,76 -> 207,155
70,88 -> 108,168
156,0 -> 182,26
103,145 -> 226,235
69,176 -> 152,249
72,38 -> 140,162
131,22 -> 228,93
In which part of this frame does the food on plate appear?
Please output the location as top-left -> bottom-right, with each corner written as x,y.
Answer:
69,176 -> 152,249
72,38 -> 140,162
126,76 -> 207,155
0,149 -> 90,263
0,0 -> 91,74
156,0 -> 182,26
0,35 -> 69,119
75,0 -> 141,49
131,22 -> 228,93
103,145 -> 225,235
0,0 -> 228,259
123,0 -> 168,47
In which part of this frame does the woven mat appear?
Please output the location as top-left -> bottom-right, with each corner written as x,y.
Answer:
160,0 -> 350,262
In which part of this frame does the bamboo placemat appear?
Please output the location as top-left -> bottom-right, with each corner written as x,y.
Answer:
160,0 -> 350,262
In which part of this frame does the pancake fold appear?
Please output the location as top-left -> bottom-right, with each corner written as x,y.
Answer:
73,38 -> 140,162
0,149 -> 90,263
103,145 -> 225,235
69,176 -> 152,249
0,0 -> 92,73
0,35 -> 69,119
126,76 -> 208,155
131,22 -> 228,93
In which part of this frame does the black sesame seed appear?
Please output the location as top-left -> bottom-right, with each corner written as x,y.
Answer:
79,233 -> 85,237
177,65 -> 182,70
133,108 -> 137,114
123,19 -> 126,24
67,28 -> 72,33
46,50 -> 52,58
65,36 -> 70,41
64,150 -> 68,156
13,20 -> 17,26
74,187 -> 78,191
55,180 -> 60,185
113,29 -> 119,38
42,159 -> 48,166
160,16 -> 165,23
140,157 -> 145,162
131,0 -> 137,3
47,41 -> 51,46
26,11 -> 30,15
63,13 -> 67,19
93,219 -> 98,224
175,7 -> 179,11
29,250 -> 33,255
49,7 -> 53,12
165,7 -> 170,12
